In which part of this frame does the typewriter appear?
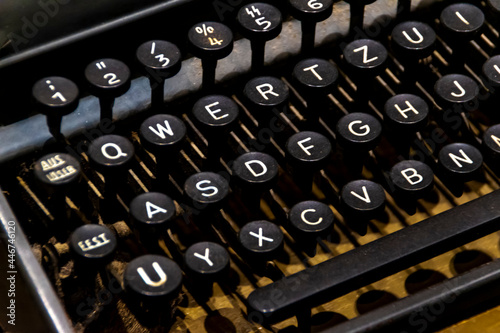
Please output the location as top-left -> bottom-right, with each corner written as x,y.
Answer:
3,0 -> 500,332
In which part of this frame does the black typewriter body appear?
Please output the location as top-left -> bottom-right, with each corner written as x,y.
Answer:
3,0 -> 500,332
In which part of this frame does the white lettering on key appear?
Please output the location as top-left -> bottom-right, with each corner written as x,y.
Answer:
303,64 -> 323,81
194,248 -> 213,266
205,102 -> 229,120
350,186 -> 371,203
137,262 -> 168,287
301,209 -> 323,225
455,11 -> 470,25
78,233 -> 110,252
402,27 -> 424,44
394,101 -> 419,119
297,137 -> 314,156
149,120 -> 174,139
249,227 -> 274,247
101,143 -> 128,160
146,201 -> 167,219
353,45 -> 378,64
451,81 -> 466,98
401,168 -> 423,185
348,120 -> 371,136
46,166 -> 77,182
41,155 -> 66,171
448,149 -> 473,168
196,180 -> 219,197
245,160 -> 268,177
256,83 -> 279,100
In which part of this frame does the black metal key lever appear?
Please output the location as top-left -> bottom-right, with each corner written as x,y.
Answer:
247,189 -> 500,324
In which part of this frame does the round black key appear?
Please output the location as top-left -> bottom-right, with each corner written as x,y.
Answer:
288,201 -> 334,236
286,131 -> 332,169
70,224 -> 117,264
124,254 -> 182,303
343,39 -> 388,77
188,22 -> 234,60
85,58 -> 131,98
140,114 -> 186,153
483,125 -> 500,162
336,113 -> 382,151
33,76 -> 79,137
390,160 -> 434,198
232,152 -> 279,191
239,220 -> 283,260
438,143 -> 483,180
482,56 -> 500,88
440,3 -> 484,39
243,76 -> 289,115
34,153 -> 81,189
384,94 -> 429,133
293,58 -> 339,95
238,3 -> 282,70
185,242 -> 230,279
188,21 -> 233,89
487,0 -> 500,14
340,179 -> 386,219
192,95 -> 239,132
238,3 -> 282,42
136,40 -> 182,110
88,135 -> 135,171
130,192 -> 176,229
288,0 -> 334,52
434,74 -> 479,109
184,172 -> 230,208
136,40 -> 182,79
391,21 -> 436,59
288,0 -> 334,22
33,76 -> 79,116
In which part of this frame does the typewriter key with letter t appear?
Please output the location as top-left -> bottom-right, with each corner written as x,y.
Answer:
85,58 -> 131,122
292,58 -> 338,125
237,3 -> 282,71
136,40 -> 182,111
33,76 -> 79,140
188,21 -> 233,90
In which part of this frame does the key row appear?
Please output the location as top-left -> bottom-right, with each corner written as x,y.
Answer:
30,1 -> 498,138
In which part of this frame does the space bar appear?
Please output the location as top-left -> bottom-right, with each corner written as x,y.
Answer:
247,190 -> 500,324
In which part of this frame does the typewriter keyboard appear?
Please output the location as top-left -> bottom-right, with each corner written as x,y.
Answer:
3,0 -> 500,332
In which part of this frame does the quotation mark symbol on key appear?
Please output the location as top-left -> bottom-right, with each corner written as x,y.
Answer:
96,61 -> 107,70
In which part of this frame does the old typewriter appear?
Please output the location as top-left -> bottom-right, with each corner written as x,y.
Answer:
3,0 -> 500,332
